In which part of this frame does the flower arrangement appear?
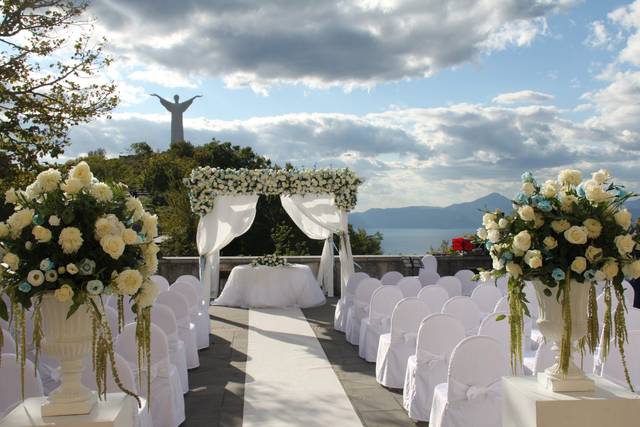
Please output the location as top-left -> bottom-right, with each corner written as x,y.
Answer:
474,169 -> 639,387
0,161 -> 160,402
251,254 -> 289,267
184,167 -> 362,216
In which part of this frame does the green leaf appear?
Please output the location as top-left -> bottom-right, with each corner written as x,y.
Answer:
66,301 -> 81,319
543,288 -> 552,297
495,314 -> 507,321
0,297 -> 8,322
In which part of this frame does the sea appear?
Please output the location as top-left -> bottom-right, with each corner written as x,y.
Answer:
369,228 -> 474,255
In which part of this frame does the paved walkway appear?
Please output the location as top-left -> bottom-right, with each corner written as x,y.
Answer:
183,298 -> 428,426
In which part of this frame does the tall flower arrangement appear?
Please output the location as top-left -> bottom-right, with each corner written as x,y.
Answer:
0,162 -> 160,401
475,169 -> 639,387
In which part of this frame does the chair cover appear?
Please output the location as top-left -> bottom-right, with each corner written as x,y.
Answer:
345,278 -> 382,345
334,271 -> 369,332
381,271 -> 404,286
471,285 -> 503,314
442,297 -> 482,335
156,292 -> 199,369
429,336 -> 508,427
376,298 -> 432,388
627,307 -> 640,331
104,305 -> 121,340
396,277 -> 422,297
0,353 -> 44,419
455,270 -> 476,296
1,329 -> 15,354
419,269 -> 441,286
150,275 -> 171,293
493,296 -> 508,313
478,312 -> 510,356
358,286 -> 404,362
623,280 -> 636,306
523,281 -> 539,318
496,276 -> 509,296
171,281 -> 209,349
417,286 -> 450,313
601,331 -> 640,390
116,323 -> 185,427
422,255 -> 438,272
176,274 -> 200,288
437,276 -> 463,297
107,294 -> 137,325
151,304 -> 189,394
403,314 -> 465,421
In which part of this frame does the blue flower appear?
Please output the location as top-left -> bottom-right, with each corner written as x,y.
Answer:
531,195 -> 545,206
552,268 -> 566,282
501,252 -> 513,261
86,280 -> 104,295
39,258 -> 54,271
537,200 -> 553,212
18,282 -> 32,293
32,214 -> 44,225
615,188 -> 629,198
521,171 -> 535,183
514,192 -> 529,205
485,241 -> 494,250
576,183 -> 586,198
78,258 -> 96,276
583,270 -> 596,281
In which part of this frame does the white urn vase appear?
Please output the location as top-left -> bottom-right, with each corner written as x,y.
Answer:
532,280 -> 595,392
40,293 -> 97,416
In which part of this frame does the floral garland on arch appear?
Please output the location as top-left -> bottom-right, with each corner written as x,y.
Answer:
0,161 -> 160,403
474,168 -> 639,389
184,167 -> 362,216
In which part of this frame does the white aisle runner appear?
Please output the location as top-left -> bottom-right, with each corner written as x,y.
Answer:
243,307 -> 363,427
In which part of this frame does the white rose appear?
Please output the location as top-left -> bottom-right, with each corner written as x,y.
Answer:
136,280 -> 159,308
506,262 -> 523,279
61,178 -> 84,195
116,269 -> 143,295
614,235 -> 635,256
571,257 -> 587,274
95,217 -> 115,239
482,213 -> 496,227
122,228 -> 138,245
591,169 -> 610,185
518,205 -> 535,222
7,209 -> 35,238
498,218 -> 509,228
141,213 -> 158,239
558,169 -> 582,186
32,225 -> 52,243
90,183 -> 113,202
2,252 -> 19,270
100,235 -> 125,260
543,236 -> 558,249
126,197 -> 145,221
614,209 -> 632,229
602,261 -> 619,280
487,229 -> 501,243
584,180 -> 611,204
585,246 -> 603,263
48,215 -> 60,226
0,222 -> 8,238
524,250 -> 543,269
622,261 -> 640,279
476,228 -> 488,240
36,168 -> 62,192
582,219 -> 602,239
521,182 -> 536,196
54,284 -> 74,302
479,271 -> 493,282
533,213 -> 545,229
70,161 -> 93,186
560,194 -> 578,213
540,180 -> 559,198
25,182 -> 42,200
66,263 -> 79,275
4,188 -> 18,204
485,220 -> 499,230
513,230 -> 532,252
551,219 -> 571,234
27,270 -> 45,287
492,258 -> 504,270
58,227 -> 83,254
564,226 -> 588,245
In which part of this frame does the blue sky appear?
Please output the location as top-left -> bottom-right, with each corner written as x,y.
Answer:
67,0 -> 640,211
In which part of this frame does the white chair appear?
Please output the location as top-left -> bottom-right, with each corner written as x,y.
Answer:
601,330 -> 640,390
417,286 -> 449,313
622,280 -> 635,307
403,314 -> 465,421
381,271 -> 404,286
455,270 -> 476,296
493,296 -> 508,313
437,276 -> 462,298
442,296 -> 482,336
151,304 -> 189,394
429,336 -> 508,427
150,275 -> 171,293
422,254 -> 438,272
396,277 -> 422,297
156,292 -> 199,369
376,298 -> 432,388
419,269 -> 441,286
116,323 -> 185,427
171,281 -> 209,350
471,284 -> 503,314
81,353 -> 152,427
104,305 -> 121,340
478,312 -> 510,356
627,307 -> 640,331
107,295 -> 137,325
358,286 -> 404,362
175,274 -> 206,307
334,272 -> 369,332
523,281 -> 539,319
345,278 -> 382,345
496,276 -> 509,296
0,353 -> 44,419
1,329 -> 15,354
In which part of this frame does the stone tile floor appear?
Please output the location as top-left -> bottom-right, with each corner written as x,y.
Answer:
182,298 -> 428,426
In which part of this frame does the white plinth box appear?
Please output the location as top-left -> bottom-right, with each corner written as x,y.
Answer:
0,393 -> 135,427
502,375 -> 640,427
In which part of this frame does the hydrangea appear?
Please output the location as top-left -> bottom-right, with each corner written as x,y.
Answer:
552,268 -> 566,282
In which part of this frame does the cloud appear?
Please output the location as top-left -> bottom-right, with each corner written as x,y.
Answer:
88,0 -> 575,92
585,21 -> 611,49
492,90 -> 555,105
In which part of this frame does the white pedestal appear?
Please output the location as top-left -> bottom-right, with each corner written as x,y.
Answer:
502,376 -> 640,427
0,393 -> 135,427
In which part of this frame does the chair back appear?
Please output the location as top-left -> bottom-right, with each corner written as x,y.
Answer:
493,295 -> 508,313
390,298 -> 432,342
107,295 -> 136,325
496,276 -> 509,296
116,322 -> 169,367
478,312 -> 510,355
369,286 -> 404,322
156,292 -> 190,324
381,271 -> 403,286
354,278 -> 382,306
446,336 -> 507,402
396,277 -> 422,297
417,285 -> 449,313
437,276 -> 462,297
176,275 -> 200,287
419,269 -> 440,286
602,331 -> 640,390
104,305 -> 121,338
471,284 -> 503,313
345,272 -> 369,297
421,254 -> 438,271
170,281 -> 200,311
455,269 -> 476,296
0,353 -> 44,418
627,307 -> 640,331
523,281 -> 539,318
1,329 -> 15,354
150,275 -> 170,293
151,304 -> 179,338
622,280 -> 635,306
416,314 -> 465,365
442,296 -> 482,335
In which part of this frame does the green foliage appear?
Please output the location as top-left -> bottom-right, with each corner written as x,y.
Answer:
348,225 -> 383,255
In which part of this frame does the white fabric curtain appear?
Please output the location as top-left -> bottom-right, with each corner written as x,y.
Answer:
280,196 -> 334,296
280,194 -> 354,296
196,195 -> 259,300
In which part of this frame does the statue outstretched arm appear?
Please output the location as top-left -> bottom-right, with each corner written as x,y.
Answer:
150,93 -> 174,111
179,95 -> 202,111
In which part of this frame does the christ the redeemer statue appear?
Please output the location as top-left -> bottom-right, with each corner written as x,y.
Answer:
150,93 -> 202,143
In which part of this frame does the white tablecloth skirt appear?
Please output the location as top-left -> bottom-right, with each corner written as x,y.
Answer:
213,264 -> 326,308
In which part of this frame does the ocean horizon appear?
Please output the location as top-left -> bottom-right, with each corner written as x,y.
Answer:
367,227 -> 475,255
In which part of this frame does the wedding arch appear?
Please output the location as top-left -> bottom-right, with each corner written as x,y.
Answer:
185,167 -> 363,300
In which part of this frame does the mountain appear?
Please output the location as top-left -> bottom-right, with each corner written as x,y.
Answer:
627,198 -> 640,221
351,192 -> 513,230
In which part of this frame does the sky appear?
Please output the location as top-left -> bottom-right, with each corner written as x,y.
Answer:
64,0 -> 640,212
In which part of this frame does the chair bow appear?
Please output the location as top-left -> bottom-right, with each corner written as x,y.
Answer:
464,380 -> 501,400
416,349 -> 446,366
372,315 -> 391,332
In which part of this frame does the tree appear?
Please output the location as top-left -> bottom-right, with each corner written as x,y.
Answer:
129,142 -> 154,156
0,0 -> 118,176
348,225 -> 383,255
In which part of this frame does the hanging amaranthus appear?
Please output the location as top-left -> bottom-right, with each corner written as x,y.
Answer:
559,274 -> 572,375
507,276 -> 525,373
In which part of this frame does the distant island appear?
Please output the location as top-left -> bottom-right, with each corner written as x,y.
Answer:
351,192 -> 640,230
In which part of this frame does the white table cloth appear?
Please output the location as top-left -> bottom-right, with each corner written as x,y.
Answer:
213,264 -> 326,308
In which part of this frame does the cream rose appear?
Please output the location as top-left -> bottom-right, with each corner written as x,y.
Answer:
476,228 -> 488,240
602,261 -> 619,280
7,208 -> 35,237
70,161 -> 93,186
116,269 -> 143,295
126,197 -> 145,221
66,263 -> 79,275
521,182 -> 536,196
100,235 -> 126,260
622,261 -> 640,279
48,215 -> 60,226
0,222 -> 8,238
141,213 -> 158,239
533,213 -> 544,229
2,252 -> 19,270
551,219 -> 571,234
122,228 -> 138,245
95,217 -> 115,239
487,229 -> 501,243
524,250 -> 543,269
585,246 -> 603,263
518,205 -> 535,222
479,271 -> 493,282
32,225 -> 52,243
4,188 -> 18,204
513,230 -> 532,252
564,226 -> 588,245
614,209 -> 632,229
136,280 -> 159,308
540,180 -> 559,198
560,194 -> 578,213
58,227 -> 83,254
54,284 -> 74,302
492,258 -> 505,270
584,181 -> 611,204
36,168 -> 62,192
506,262 -> 523,279
90,182 -> 113,202
61,178 -> 83,195
543,236 -> 558,250
498,218 -> 509,228
591,169 -> 610,185
582,219 -> 602,239
558,169 -> 582,186
614,234 -> 635,256
571,257 -> 587,274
